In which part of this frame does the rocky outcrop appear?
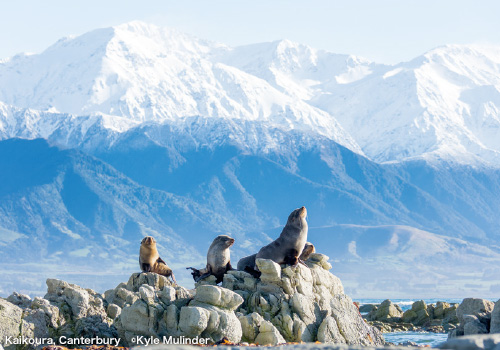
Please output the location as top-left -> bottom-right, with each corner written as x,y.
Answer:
367,299 -> 403,322
448,298 -> 499,338
220,255 -> 382,345
0,254 -> 383,348
364,299 -> 459,333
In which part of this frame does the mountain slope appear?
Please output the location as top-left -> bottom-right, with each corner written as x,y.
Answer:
0,22 -> 360,153
312,45 -> 500,164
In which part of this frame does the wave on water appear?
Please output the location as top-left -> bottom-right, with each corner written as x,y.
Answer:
384,331 -> 448,347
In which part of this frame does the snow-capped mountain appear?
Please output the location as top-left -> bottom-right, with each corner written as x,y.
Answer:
0,22 -> 361,154
312,45 -> 500,164
2,21 -> 500,297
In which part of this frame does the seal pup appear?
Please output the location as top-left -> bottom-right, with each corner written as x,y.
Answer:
140,236 -> 176,283
187,234 -> 235,284
237,241 -> 315,272
299,242 -> 315,262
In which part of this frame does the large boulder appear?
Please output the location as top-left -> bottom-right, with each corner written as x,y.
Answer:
192,285 -> 244,311
367,299 -> 403,322
490,300 -> 500,334
456,298 -> 495,325
402,300 -> 431,326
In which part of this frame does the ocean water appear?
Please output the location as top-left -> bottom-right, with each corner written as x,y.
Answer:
355,298 -> 463,347
384,331 -> 449,347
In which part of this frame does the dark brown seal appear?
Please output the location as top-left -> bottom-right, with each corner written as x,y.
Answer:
139,236 -> 176,283
237,240 -> 314,273
187,235 -> 235,284
256,206 -> 308,266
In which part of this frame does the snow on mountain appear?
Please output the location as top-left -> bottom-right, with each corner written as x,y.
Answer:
312,45 -> 500,165
218,39 -> 379,101
0,22 -> 361,154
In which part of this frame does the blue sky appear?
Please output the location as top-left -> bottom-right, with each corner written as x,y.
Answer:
1,0 -> 499,64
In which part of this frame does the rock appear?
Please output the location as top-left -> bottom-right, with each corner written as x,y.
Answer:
178,306 -> 210,336
126,272 -> 173,292
139,284 -> 157,304
402,300 -> 431,326
439,333 -> 500,350
435,301 -> 451,319
255,320 -> 286,345
193,285 -> 244,311
31,296 -> 64,329
107,303 -> 122,319
456,298 -> 495,324
491,300 -> 500,334
444,304 -> 460,325
6,292 -> 32,308
256,258 -> 281,283
307,253 -> 332,270
368,299 -> 403,322
190,304 -> 243,343
74,314 -> 118,338
115,299 -> 155,338
45,278 -> 106,320
331,294 -> 385,345
317,316 -> 346,343
463,315 -> 488,336
239,312 -> 265,343
0,299 -> 36,350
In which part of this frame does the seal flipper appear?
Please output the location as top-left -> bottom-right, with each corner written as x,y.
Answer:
187,267 -> 202,281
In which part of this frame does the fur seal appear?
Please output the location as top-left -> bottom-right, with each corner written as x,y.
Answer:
187,235 -> 234,284
256,206 -> 308,266
139,236 -> 176,283
237,240 -> 314,273
299,242 -> 315,262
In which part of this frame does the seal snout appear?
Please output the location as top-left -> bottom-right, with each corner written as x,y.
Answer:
299,206 -> 307,218
227,237 -> 235,247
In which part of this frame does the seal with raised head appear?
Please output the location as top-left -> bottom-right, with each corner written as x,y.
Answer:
256,206 -> 308,267
237,240 -> 314,273
140,236 -> 176,283
187,234 -> 235,284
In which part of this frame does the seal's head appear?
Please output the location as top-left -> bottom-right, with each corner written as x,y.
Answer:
212,235 -> 235,248
287,206 -> 307,228
141,236 -> 157,246
300,242 -> 315,261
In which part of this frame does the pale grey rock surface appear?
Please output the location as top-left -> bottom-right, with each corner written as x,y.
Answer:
0,255 -> 383,348
448,298 -> 500,339
439,334 -> 500,350
491,300 -> 500,334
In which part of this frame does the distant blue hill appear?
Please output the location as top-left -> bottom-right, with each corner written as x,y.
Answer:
1,134 -> 500,297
